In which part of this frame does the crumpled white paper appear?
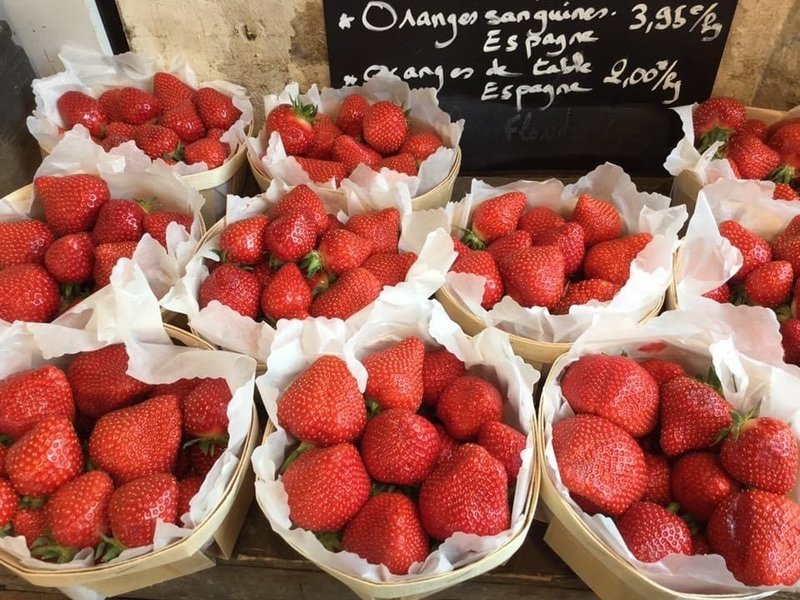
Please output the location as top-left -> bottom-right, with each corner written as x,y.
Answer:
541,310 -> 800,595
0,260 -> 257,600
251,289 -> 539,583
27,45 -> 253,174
162,178 -> 457,362
247,71 -> 464,197
439,163 -> 687,343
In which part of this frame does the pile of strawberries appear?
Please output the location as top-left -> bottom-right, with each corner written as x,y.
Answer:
0,174 -> 193,323
553,353 -> 800,586
0,345 -> 233,562
273,337 -> 526,575
199,184 -> 417,322
693,96 -> 800,201
449,191 -> 650,315
55,72 -> 242,169
264,94 -> 444,185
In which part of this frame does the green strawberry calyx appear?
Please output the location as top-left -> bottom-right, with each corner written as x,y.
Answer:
31,536 -> 79,563
290,96 -> 318,125
717,403 -> 760,443
460,228 -> 485,251
697,126 -> 732,157
279,441 -> 315,475
300,250 -> 324,278
315,531 -> 342,552
95,534 -> 126,563
770,165 -> 797,184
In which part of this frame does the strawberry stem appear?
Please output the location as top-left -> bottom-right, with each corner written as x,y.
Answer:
31,538 -> 78,563
770,165 -> 796,184
290,96 -> 318,124
460,229 -> 485,251
698,126 -> 732,156
301,250 -> 324,278
280,441 -> 314,474
366,399 -> 382,418
19,496 -> 46,509
95,534 -> 125,563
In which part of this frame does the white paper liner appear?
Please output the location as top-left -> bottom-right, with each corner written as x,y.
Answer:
26,45 -> 253,174
251,290 -> 539,582
246,71 -> 464,197
162,178 -> 457,362
437,163 -> 687,343
541,310 -> 800,595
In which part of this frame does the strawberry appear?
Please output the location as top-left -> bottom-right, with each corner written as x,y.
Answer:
719,220 -> 772,284
0,445 -> 7,478
708,490 -> 800,586
98,89 -> 122,123
463,192 -> 527,249
362,101 -> 408,155
159,99 -> 206,143
560,354 -> 659,437
553,415 -> 646,517
419,443 -> 509,541
34,174 -> 110,235
151,378 -> 201,402
692,533 -> 712,555
219,215 -> 270,265
309,267 -> 381,319
517,206 -> 566,240
281,443 -> 371,531
277,355 -> 366,446
89,395 -> 181,484
771,236 -> 800,275
93,241 -> 138,288
725,134 -> 780,180
740,118 -> 768,141
499,246 -> 565,309
671,452 -> 739,522
533,222 -> 585,276
693,96 -> 747,152
0,220 -> 54,269
12,506 -> 45,548
188,443 -> 224,477
486,231 -> 533,270
265,100 -> 316,155
768,123 -> 800,183
303,229 -> 371,276
260,262 -> 312,321
768,117 -> 800,142
703,283 -> 731,303
263,209 -> 318,262
6,417 -> 82,495
780,318 -> 800,366
305,113 -> 340,160
400,131 -> 443,162
434,424 -> 460,465
143,211 -> 194,248
306,270 -> 330,295
659,376 -> 734,456
437,375 -> 503,441
743,260 -> 793,307
641,453 -> 672,505
0,479 -> 17,529
105,121 -> 136,140
345,208 -> 401,255
336,94 -> 369,138
295,157 -> 349,185
478,421 -> 526,483
638,359 -> 686,385
422,347 -> 465,407
177,475 -> 204,517
152,72 -> 194,111
133,124 -> 181,160
0,365 -> 74,440
91,200 -> 145,245
360,409 -> 440,485
616,501 -> 692,562
117,87 -> 161,125
99,135 -> 129,152
332,135 -> 382,171
342,493 -> 428,575
0,264 -> 60,323
551,279 -> 621,315
252,262 -> 274,288
379,153 -> 417,176
107,473 -> 178,548
774,183 -> 800,201
184,137 -> 227,169
583,233 -> 653,285
182,378 -> 230,440
570,194 -> 623,247
361,252 -> 416,287
451,236 -> 470,257
56,91 -> 106,137
720,415 -> 799,494
198,263 -> 261,319
269,184 -> 329,234
362,337 -> 425,411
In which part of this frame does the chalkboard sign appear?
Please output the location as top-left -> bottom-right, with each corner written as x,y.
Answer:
322,1 -> 738,175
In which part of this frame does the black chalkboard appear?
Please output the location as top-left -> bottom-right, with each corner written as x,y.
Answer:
322,1 -> 738,175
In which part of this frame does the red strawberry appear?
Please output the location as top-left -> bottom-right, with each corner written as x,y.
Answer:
345,208 -> 400,255
463,192 -> 527,249
362,101 -> 408,155
263,209 -> 318,262
309,267 -> 381,319
740,118 -> 768,141
671,452 -> 739,521
451,236 -> 470,257
99,135 -> 129,152
419,444 -> 509,541
295,157 -> 349,185
6,417 -> 82,495
570,194 -> 623,248
89,395 -> 182,484
305,113 -> 340,160
306,270 -> 330,295
659,376 -> 734,456
434,424 -> 460,465
743,260 -> 793,307
767,117 -> 800,142
692,533 -> 712,555
194,87 -> 241,130
56,91 -> 106,137
361,252 -> 416,287
534,222 -> 585,276
708,490 -> 800,586
768,123 -> 800,183
0,445 -> 7,478
184,137 -> 227,169
499,246 -> 565,309
342,493 -> 428,575
616,501 -> 692,562
553,414 -> 646,517
518,206 -> 566,240
771,237 -> 800,275
152,72 -> 194,112
151,378 -> 201,401
780,318 -> 800,366
639,359 -> 686,385
362,337 -> 425,411
437,375 -> 503,441
560,354 -> 659,437
551,279 -> 621,315
143,211 -> 194,248
0,479 -> 17,528
0,264 -> 60,323
182,378 -> 230,440
133,124 -> 181,160
360,409 -> 440,485
34,174 -> 110,235
277,355 -> 366,446
725,134 -> 780,180
105,121 -> 136,140
583,233 -> 653,285
93,241 -> 138,288
486,231 -> 533,269
693,96 -> 747,151
107,473 -> 178,548
641,453 -> 672,505
703,283 -> 732,303
177,475 -> 204,517
379,153 -> 417,176
260,262 -> 312,321
12,506 -> 45,548
332,135 -> 382,171
117,87 -> 161,125
336,94 -> 369,138
265,100 -> 316,155
774,183 -> 800,201
282,443 -> 371,531
0,220 -> 54,269
451,249 -> 508,309
422,347 -> 465,407
719,220 -> 772,284
92,200 -> 145,245
219,215 -> 270,265
304,229 -> 371,276
270,184 -> 328,234
478,421 -> 526,482
198,263 -> 261,319
720,415 -> 799,495
188,443 -> 224,478
0,366 -> 74,440
400,131 -> 443,162
98,89 -> 122,123
252,262 -> 273,288
159,100 -> 205,143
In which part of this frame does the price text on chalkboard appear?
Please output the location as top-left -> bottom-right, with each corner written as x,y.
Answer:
322,1 -> 738,174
